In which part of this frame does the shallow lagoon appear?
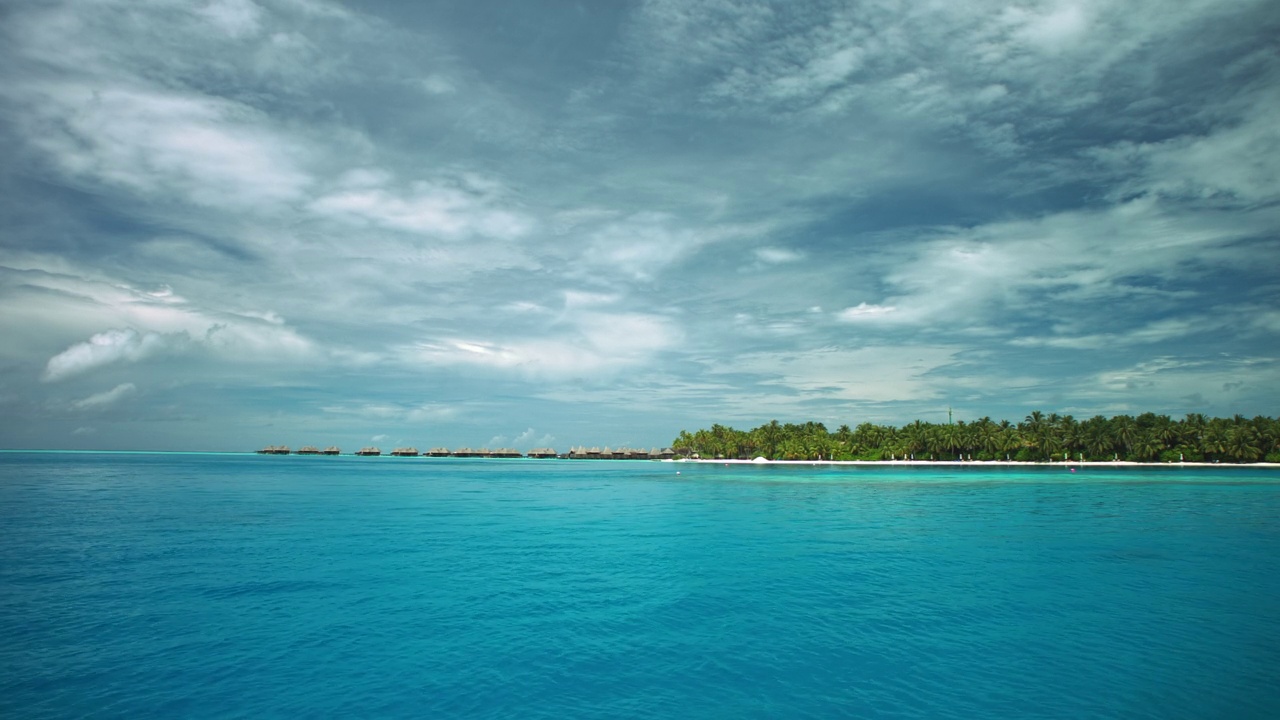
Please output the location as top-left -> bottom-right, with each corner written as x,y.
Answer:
2,452 -> 1278,718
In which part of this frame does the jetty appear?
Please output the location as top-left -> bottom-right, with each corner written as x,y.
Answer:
255,444 -> 679,460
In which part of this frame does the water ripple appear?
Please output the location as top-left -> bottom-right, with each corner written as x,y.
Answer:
2,454 -> 1278,718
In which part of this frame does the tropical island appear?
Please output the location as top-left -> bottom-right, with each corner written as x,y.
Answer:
257,412 -> 1280,464
671,413 -> 1280,464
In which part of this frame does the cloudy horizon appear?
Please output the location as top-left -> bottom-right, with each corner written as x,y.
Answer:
2,0 -> 1278,452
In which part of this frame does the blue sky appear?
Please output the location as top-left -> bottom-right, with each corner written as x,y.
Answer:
2,0 -> 1278,452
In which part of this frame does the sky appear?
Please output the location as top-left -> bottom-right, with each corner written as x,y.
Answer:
2,0 -> 1278,452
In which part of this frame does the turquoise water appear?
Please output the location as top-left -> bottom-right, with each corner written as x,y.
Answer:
2,453 -> 1278,718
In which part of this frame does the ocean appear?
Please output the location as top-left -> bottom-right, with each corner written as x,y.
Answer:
2,452 -> 1278,719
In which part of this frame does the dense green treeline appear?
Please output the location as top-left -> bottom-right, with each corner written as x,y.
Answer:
671,412 -> 1280,463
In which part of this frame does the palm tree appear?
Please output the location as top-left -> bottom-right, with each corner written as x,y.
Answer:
1111,415 -> 1138,457
754,420 -> 783,459
1149,415 -> 1178,452
1058,415 -> 1080,457
1226,427 -> 1262,462
1083,416 -> 1111,459
996,427 -> 1021,460
1202,423 -> 1229,461
1132,431 -> 1162,462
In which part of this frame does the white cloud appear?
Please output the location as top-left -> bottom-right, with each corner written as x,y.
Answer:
1010,317 -> 1207,350
1094,89 -> 1280,204
408,311 -> 678,377
72,383 -> 137,410
848,196 -> 1278,330
753,247 -> 804,264
197,0 -> 264,38
12,83 -> 312,210
707,345 -> 960,404
512,427 -> 554,449
1008,3 -> 1090,52
420,74 -> 456,95
406,404 -> 458,423
310,177 -> 531,239
43,329 -> 177,382
1070,355 -> 1280,412
837,303 -> 897,321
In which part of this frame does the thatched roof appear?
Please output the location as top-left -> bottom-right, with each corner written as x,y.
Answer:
357,447 -> 381,455
323,446 -> 341,454
391,447 -> 419,456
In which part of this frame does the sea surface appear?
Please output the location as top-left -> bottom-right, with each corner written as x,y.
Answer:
2,452 -> 1278,719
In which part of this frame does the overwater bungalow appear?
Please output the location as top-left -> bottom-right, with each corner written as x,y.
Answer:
427,447 -> 451,457
256,445 -> 290,455
297,446 -> 321,455
390,447 -> 419,457
452,447 -> 476,457
356,447 -> 382,456
323,446 -> 341,455
527,448 -> 557,458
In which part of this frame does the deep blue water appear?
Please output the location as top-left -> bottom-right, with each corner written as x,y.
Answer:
2,453 -> 1279,719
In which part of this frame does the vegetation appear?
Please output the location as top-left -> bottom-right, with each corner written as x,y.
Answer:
671,413 -> 1280,464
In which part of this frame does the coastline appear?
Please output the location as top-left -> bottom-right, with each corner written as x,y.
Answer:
677,458 -> 1280,468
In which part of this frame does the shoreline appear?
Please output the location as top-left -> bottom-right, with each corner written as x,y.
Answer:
2,449 -> 1277,467
677,458 -> 1280,468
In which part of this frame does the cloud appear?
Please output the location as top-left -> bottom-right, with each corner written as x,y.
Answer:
1070,355 -> 1280,412
1092,87 -> 1280,204
309,176 -> 532,239
409,310 -> 678,378
1008,3 -> 1090,52
420,74 -> 456,95
197,0 -> 265,38
837,303 -> 897,321
406,404 -> 458,423
72,383 -> 137,410
320,402 -> 458,424
753,247 -> 804,265
11,83 -> 312,210
1009,316 -> 1208,350
3,0 -> 1280,450
840,196 -> 1278,332
512,427 -> 554,449
43,329 -> 177,382
708,345 -> 960,404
